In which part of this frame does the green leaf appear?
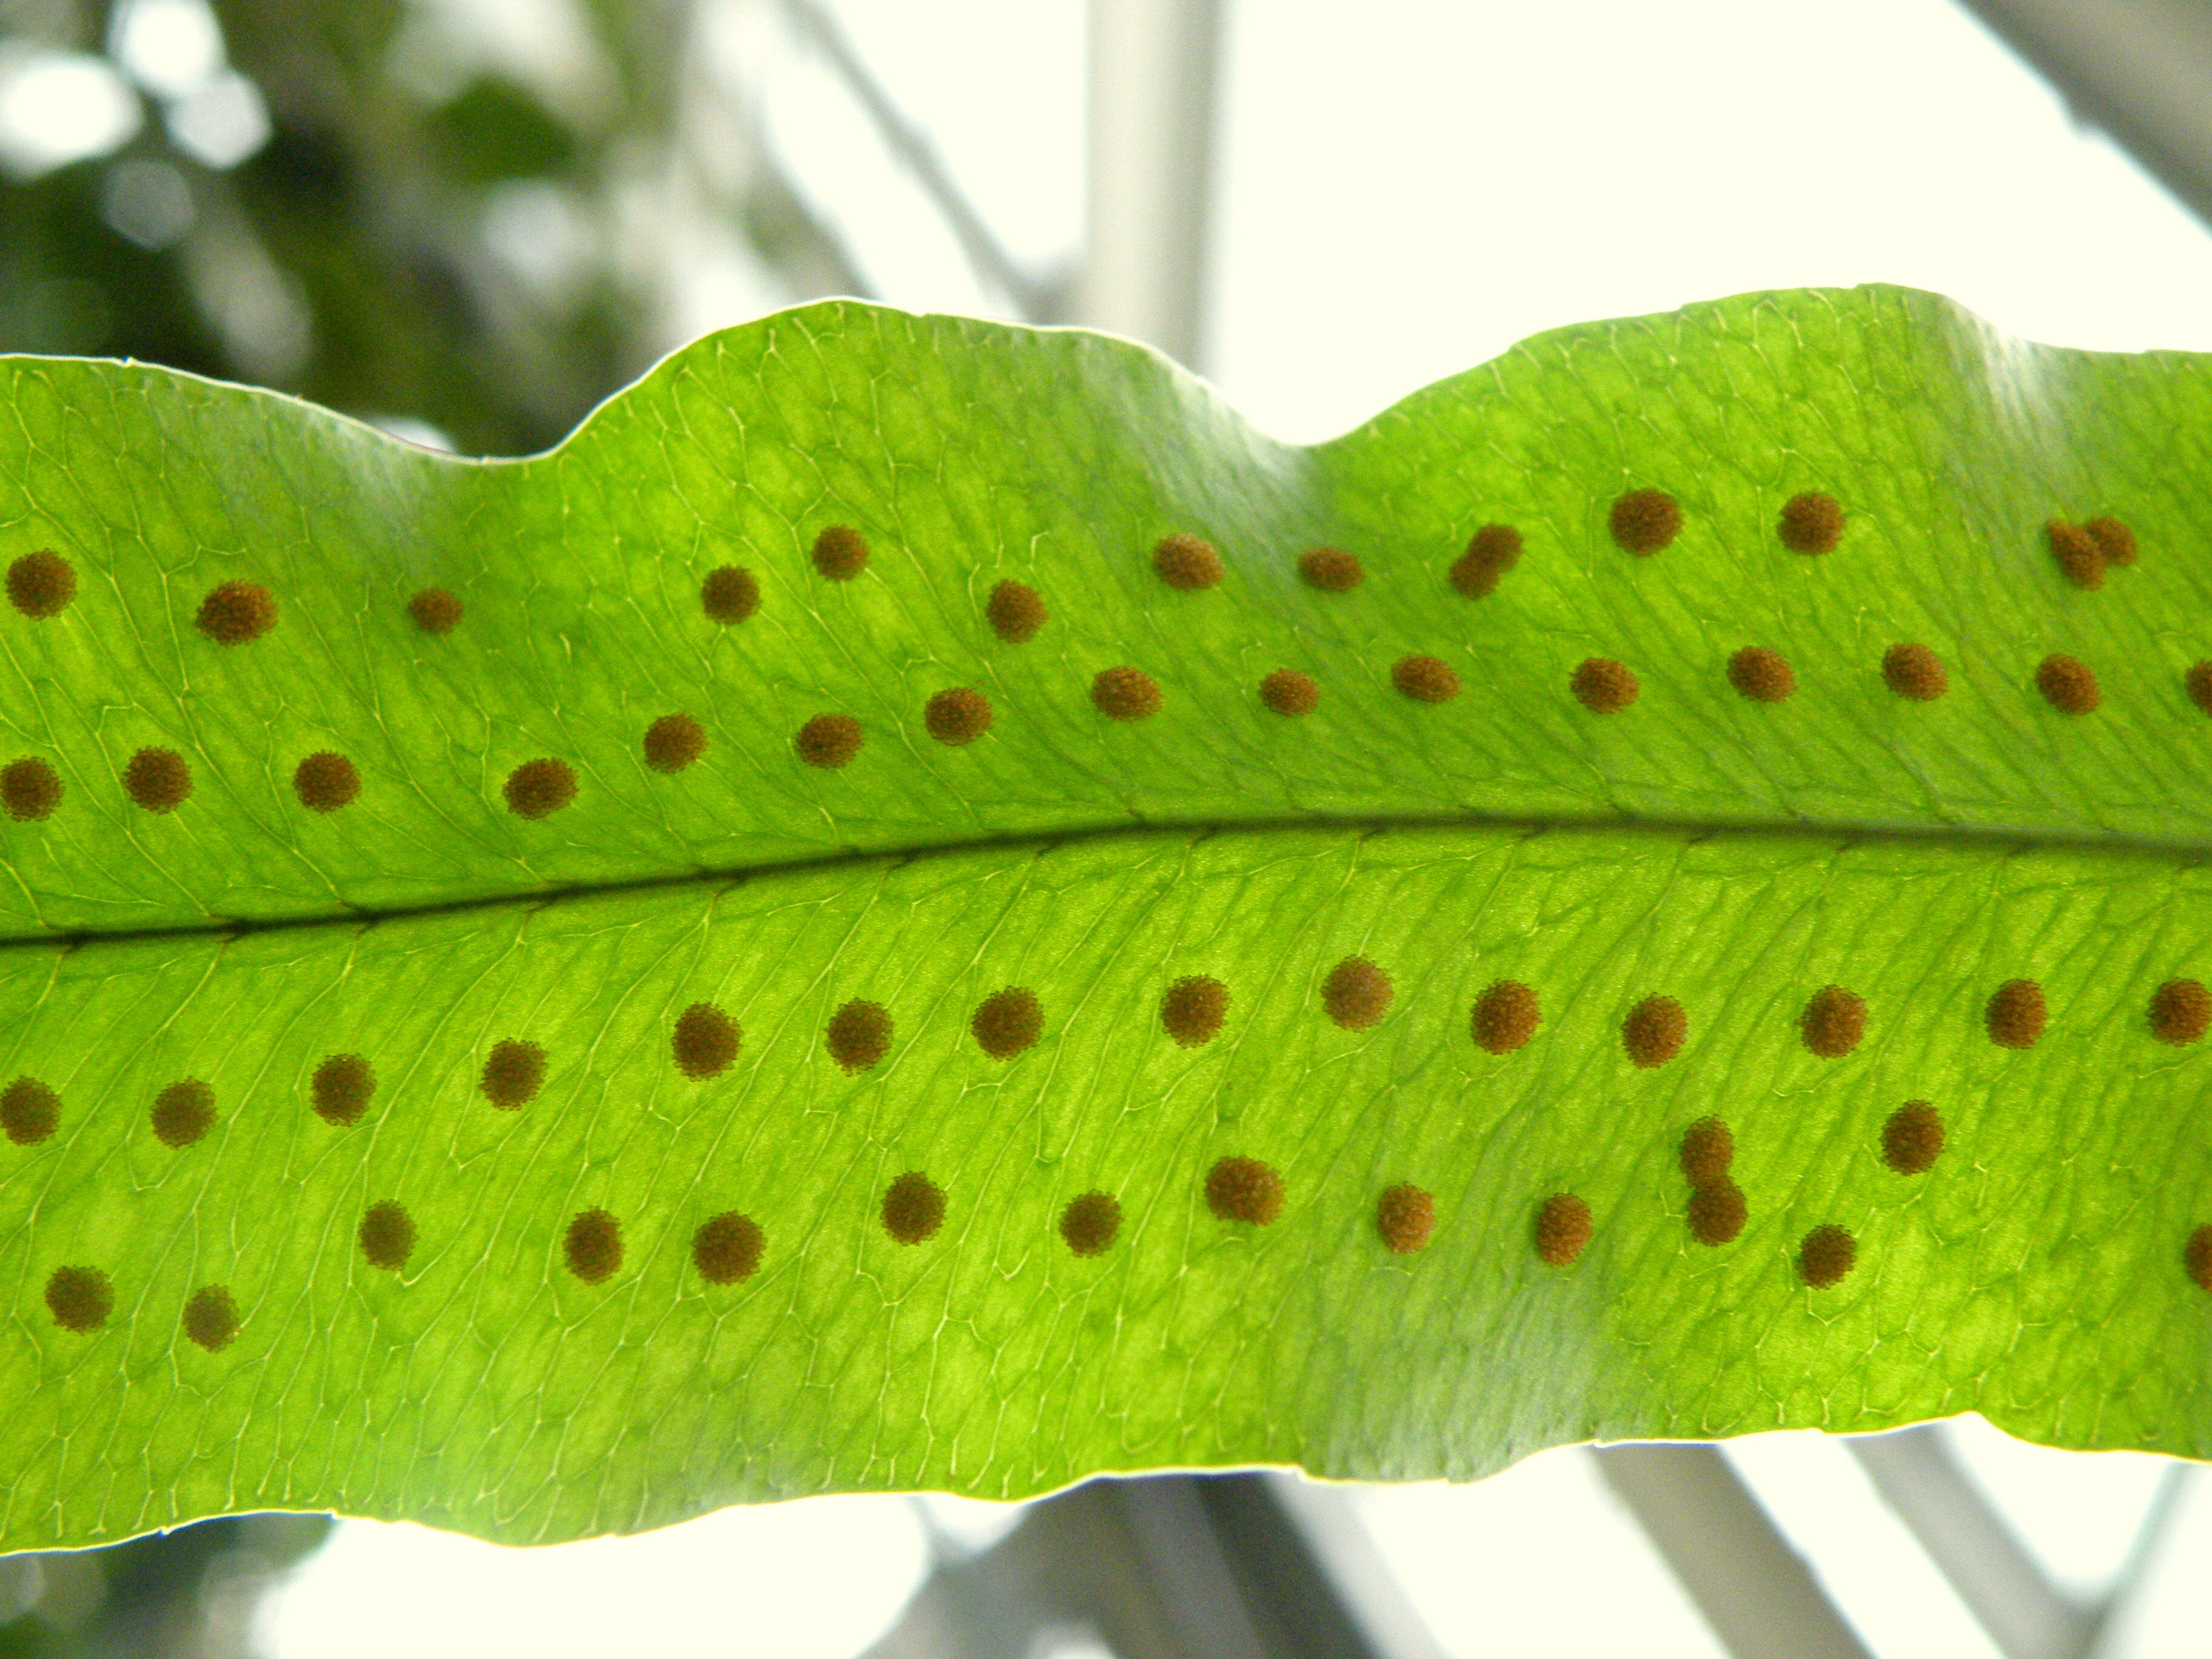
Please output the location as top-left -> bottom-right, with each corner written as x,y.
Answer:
1,285 -> 2208,1551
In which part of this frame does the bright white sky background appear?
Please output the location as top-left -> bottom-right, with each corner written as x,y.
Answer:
244,1 -> 2212,1653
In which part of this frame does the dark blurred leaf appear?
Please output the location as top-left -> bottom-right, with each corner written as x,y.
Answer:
427,75 -> 575,184
0,1514 -> 331,1657
0,156 -> 225,368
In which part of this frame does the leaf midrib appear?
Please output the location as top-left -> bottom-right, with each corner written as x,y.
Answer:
19,806 -> 2207,954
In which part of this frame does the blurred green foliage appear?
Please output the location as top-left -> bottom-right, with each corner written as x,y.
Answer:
0,1515 -> 330,1657
0,0 -> 862,454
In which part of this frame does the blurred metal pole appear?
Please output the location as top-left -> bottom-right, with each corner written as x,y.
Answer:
861,1472 -> 1431,1659
1592,1443 -> 1875,1659
1848,1423 -> 2094,1659
1956,0 -> 2212,232
2086,1461 -> 2191,1658
2089,1464 -> 2207,1657
1075,0 -> 1224,367
1259,1475 -> 1452,1659
781,0 -> 1054,320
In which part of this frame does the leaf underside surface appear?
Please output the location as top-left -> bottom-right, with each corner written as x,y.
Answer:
1,284 -> 2208,1550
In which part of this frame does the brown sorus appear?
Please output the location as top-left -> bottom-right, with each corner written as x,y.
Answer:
1323,956 -> 1393,1030
151,1079 -> 215,1148
7,551 -> 75,618
672,1002 -> 740,1079
1882,1102 -> 1945,1176
2046,520 -> 2103,590
564,1208 -> 623,1283
1985,979 -> 2046,1049
1798,1224 -> 1856,1289
503,757 -> 577,817
1392,654 -> 1460,703
972,987 -> 1042,1058
1092,666 -> 1161,720
1,757 -> 61,821
643,713 -> 706,773
1623,995 -> 1687,1067
1800,985 -> 1867,1058
1678,1118 -> 1734,1186
1883,643 -> 1948,701
1259,669 -> 1319,716
45,1266 -> 111,1332
1376,1184 -> 1435,1254
2187,1225 -> 2212,1294
1206,1156 -> 1284,1226
124,746 -> 191,813
1609,489 -> 1681,555
195,580 -> 276,645
1687,1179 -> 1746,1246
693,1212 -> 764,1284
1299,548 -> 1362,592
1470,980 -> 1540,1054
2084,517 -> 2137,565
1572,657 -> 1638,712
882,1171 -> 946,1245
183,1285 -> 239,1352
795,713 -> 864,768
480,1038 -> 546,1108
1153,534 -> 1223,591
1533,1193 -> 1592,1266
407,588 -> 462,634
986,580 -> 1046,643
358,1200 -> 415,1271
812,525 -> 868,580
1728,646 -> 1795,703
1161,975 -> 1229,1047
2149,979 -> 2211,1046
1059,1190 -> 1122,1257
1777,492 -> 1844,554
2035,654 -> 2099,714
826,999 -> 893,1072
1,1078 -> 59,1145
2186,662 -> 2212,716
311,1054 -> 376,1126
700,565 -> 760,623
925,687 -> 994,745
293,751 -> 360,813
1450,524 -> 1523,598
